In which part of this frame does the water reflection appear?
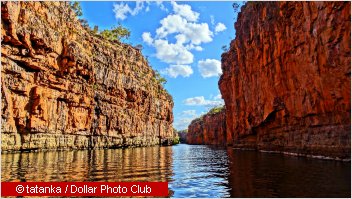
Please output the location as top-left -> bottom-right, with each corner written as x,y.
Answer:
227,149 -> 351,197
2,144 -> 351,197
2,146 -> 173,182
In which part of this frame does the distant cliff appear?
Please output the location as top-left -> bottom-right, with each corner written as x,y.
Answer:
219,2 -> 351,159
1,2 -> 175,151
187,107 -> 226,145
177,129 -> 187,143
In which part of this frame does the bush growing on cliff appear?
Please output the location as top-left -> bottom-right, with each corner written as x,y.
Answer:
173,136 -> 180,145
100,24 -> 131,42
208,105 -> 225,115
153,70 -> 167,86
70,1 -> 83,17
221,45 -> 229,52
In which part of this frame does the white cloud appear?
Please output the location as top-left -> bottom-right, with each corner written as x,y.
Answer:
198,59 -> 222,78
181,110 -> 197,117
113,2 -> 144,20
174,117 -> 194,130
113,3 -> 131,20
154,39 -> 193,64
142,32 -> 154,45
156,14 -> 213,45
210,15 -> 215,25
156,1 -> 168,12
141,2 -> 214,77
214,94 -> 222,100
183,96 -> 224,107
171,1 -> 199,22
215,22 -> 227,33
113,1 -> 168,20
161,65 -> 193,78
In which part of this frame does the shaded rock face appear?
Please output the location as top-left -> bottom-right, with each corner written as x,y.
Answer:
177,130 -> 187,143
1,2 -> 175,151
219,2 -> 351,159
187,110 -> 226,145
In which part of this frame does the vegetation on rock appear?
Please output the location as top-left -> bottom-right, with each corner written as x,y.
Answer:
100,24 -> 131,42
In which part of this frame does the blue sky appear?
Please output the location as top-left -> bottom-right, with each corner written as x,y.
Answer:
80,1 -> 244,130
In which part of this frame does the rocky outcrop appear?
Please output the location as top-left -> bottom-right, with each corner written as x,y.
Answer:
1,2 -> 175,151
219,2 -> 351,159
187,108 -> 226,145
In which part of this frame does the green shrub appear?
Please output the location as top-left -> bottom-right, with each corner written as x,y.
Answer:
208,105 -> 225,114
100,24 -> 130,42
70,1 -> 82,17
173,136 -> 180,145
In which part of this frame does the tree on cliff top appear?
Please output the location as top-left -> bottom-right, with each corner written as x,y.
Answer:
208,105 -> 225,115
70,1 -> 83,17
101,24 -> 131,42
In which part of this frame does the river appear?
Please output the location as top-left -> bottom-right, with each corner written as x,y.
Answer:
2,144 -> 350,197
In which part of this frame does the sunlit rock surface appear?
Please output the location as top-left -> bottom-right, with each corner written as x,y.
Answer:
1,2 -> 175,151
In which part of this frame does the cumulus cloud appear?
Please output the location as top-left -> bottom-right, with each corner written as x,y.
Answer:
161,65 -> 193,78
154,40 -> 193,64
113,1 -> 168,21
142,2 -> 214,76
142,32 -> 154,45
156,14 -> 213,45
113,1 -> 144,20
215,22 -> 227,33
197,59 -> 222,78
171,1 -> 199,22
183,96 -> 224,107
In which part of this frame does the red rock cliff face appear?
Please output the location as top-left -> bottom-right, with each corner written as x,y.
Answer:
1,2 -> 175,151
219,2 -> 351,159
187,109 -> 226,145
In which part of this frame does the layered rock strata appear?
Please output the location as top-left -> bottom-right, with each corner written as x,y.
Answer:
187,109 -> 226,145
219,2 -> 351,159
1,2 -> 175,151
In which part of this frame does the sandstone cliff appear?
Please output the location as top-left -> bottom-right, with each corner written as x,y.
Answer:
187,107 -> 226,145
1,2 -> 175,151
219,2 -> 351,159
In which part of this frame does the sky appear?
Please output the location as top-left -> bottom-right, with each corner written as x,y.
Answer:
80,1 -> 244,130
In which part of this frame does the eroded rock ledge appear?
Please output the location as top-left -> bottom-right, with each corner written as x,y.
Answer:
219,2 -> 350,159
1,2 -> 175,151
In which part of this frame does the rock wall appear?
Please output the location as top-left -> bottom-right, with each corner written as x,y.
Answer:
219,2 -> 351,159
1,2 -> 175,151
187,109 -> 226,145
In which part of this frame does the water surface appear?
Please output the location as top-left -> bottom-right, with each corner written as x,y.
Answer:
2,144 -> 350,197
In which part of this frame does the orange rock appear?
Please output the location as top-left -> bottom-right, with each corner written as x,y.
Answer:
1,2 -> 175,151
187,109 -> 226,145
219,2 -> 351,159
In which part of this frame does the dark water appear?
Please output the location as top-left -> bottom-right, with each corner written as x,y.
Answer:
2,144 -> 350,197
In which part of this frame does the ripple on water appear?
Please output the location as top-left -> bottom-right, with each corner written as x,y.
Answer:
1,144 -> 350,197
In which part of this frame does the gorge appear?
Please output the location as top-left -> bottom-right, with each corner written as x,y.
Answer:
1,1 -> 350,198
